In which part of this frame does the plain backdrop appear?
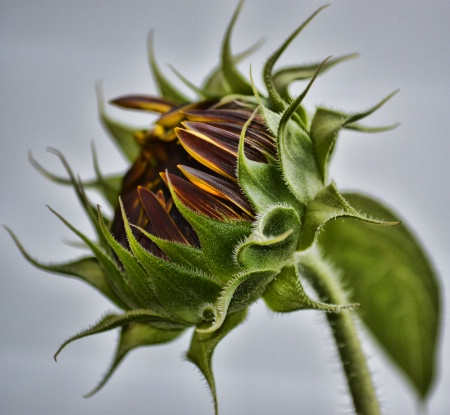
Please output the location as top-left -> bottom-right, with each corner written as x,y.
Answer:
1,1 -> 449,414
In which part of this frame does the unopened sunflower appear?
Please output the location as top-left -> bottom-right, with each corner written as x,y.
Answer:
7,3 -> 440,414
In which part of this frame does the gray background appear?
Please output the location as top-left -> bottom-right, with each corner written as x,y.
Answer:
2,1 -> 449,414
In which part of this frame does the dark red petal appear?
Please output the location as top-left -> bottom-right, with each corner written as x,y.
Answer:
178,165 -> 254,217
138,187 -> 189,245
175,127 -> 238,181
183,121 -> 269,163
183,109 -> 265,128
110,95 -> 176,112
161,172 -> 244,221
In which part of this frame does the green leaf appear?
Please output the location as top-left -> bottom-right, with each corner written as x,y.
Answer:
263,262 -> 355,313
236,204 -> 301,271
187,309 -> 247,415
147,31 -> 189,104
96,82 -> 141,162
54,309 -> 188,361
318,193 -> 440,398
299,182 -> 395,250
85,322 -> 183,397
220,0 -> 253,95
310,91 -> 398,182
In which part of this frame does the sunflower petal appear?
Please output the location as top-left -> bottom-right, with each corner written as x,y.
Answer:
178,165 -> 253,217
110,95 -> 176,112
161,173 -> 244,220
138,186 -> 190,244
175,127 -> 237,180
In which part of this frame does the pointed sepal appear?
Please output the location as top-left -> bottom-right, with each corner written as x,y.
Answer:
147,31 -> 189,104
237,110 -> 303,212
263,262 -> 357,313
85,322 -> 183,397
236,204 -> 301,271
4,226 -> 127,309
96,82 -> 140,162
263,5 -> 329,112
119,200 -> 223,324
187,310 -> 247,415
310,90 -> 399,182
165,174 -> 252,283
272,53 -> 358,101
220,0 -> 253,95
299,183 -> 396,250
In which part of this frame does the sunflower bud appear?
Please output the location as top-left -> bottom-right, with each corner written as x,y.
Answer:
8,2 -> 440,414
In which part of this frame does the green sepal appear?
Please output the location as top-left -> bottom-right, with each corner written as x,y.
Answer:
197,269 -> 277,334
147,31 -> 189,104
236,204 -> 301,271
249,72 -> 280,137
318,193 -> 440,398
187,309 -> 247,415
165,177 -> 251,283
263,262 -> 356,313
220,0 -> 253,95
272,53 -> 358,101
4,226 -> 128,309
96,82 -> 141,162
47,206 -> 140,309
132,225 -> 211,274
310,90 -> 398,182
33,148 -> 111,250
299,182 -> 396,251
277,81 -> 325,206
97,206 -> 162,310
263,5 -> 329,112
54,309 -> 188,361
90,142 -> 122,207
237,110 -> 303,213
85,322 -> 184,397
168,64 -> 217,99
28,149 -> 121,210
203,39 -> 264,96
120,200 -> 223,324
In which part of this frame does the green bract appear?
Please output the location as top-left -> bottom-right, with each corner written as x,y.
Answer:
7,2 -> 440,414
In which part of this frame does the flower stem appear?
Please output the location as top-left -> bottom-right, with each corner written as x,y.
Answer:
301,248 -> 381,415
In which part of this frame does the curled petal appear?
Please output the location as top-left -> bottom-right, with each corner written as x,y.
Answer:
161,172 -> 245,220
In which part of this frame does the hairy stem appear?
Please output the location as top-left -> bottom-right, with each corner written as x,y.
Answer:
300,247 -> 381,415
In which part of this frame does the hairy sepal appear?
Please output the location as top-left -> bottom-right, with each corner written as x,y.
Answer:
298,182 -> 396,251
119,200 -> 223,325
166,175 -> 252,283
187,309 -> 247,415
263,262 -> 356,313
235,204 -> 301,271
310,91 -> 399,182
237,109 -> 304,213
